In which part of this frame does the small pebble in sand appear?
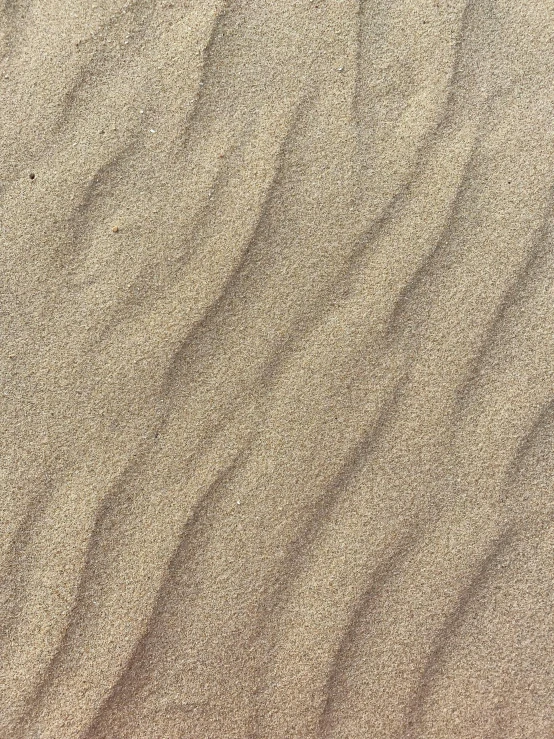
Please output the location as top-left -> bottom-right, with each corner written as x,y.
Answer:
112,226 -> 119,233
29,173 -> 36,180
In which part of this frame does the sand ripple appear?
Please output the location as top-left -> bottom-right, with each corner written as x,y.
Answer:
1,1 -> 554,737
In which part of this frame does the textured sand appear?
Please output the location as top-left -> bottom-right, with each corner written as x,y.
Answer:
2,1 -> 554,737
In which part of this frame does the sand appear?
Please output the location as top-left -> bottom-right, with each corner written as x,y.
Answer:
1,1 -> 554,737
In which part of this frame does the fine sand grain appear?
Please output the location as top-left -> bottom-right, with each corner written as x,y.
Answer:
2,1 -> 554,737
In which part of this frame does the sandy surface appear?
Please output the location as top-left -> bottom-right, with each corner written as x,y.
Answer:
1,1 -> 554,737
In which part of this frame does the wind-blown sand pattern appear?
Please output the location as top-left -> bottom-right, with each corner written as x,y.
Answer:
1,1 -> 554,737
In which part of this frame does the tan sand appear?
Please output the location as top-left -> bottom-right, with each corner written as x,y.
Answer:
1,1 -> 554,737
